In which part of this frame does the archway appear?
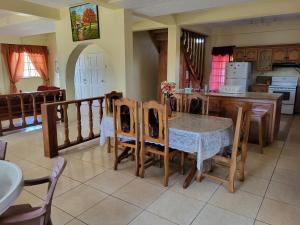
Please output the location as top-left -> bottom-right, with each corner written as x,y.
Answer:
65,43 -> 109,101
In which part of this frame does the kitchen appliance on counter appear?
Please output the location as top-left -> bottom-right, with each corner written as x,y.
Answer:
268,76 -> 298,114
223,62 -> 252,93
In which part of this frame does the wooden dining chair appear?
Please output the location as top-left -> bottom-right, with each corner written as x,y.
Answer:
140,100 -> 179,187
113,98 -> 139,176
0,157 -> 67,225
105,91 -> 123,114
0,140 -> 7,160
185,93 -> 209,115
180,93 -> 209,173
198,105 -> 251,193
105,91 -> 123,153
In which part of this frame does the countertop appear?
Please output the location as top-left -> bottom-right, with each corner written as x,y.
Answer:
207,92 -> 282,100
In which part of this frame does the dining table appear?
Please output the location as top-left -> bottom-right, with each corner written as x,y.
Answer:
99,112 -> 233,188
0,160 -> 23,215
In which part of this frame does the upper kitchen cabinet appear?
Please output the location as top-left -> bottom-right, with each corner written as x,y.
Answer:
287,47 -> 300,62
272,47 -> 287,63
257,48 -> 272,71
233,47 -> 257,61
233,48 -> 245,61
245,48 -> 258,61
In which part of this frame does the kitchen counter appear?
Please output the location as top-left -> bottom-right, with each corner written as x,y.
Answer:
207,92 -> 282,100
208,92 -> 282,144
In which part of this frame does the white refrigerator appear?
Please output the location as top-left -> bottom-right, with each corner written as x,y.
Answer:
225,62 -> 252,92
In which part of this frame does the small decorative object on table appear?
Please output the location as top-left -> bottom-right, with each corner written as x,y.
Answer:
161,81 -> 176,117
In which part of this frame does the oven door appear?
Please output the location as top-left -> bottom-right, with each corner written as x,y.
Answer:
269,87 -> 296,104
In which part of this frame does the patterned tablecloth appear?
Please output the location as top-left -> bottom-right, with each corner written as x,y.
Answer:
100,112 -> 233,170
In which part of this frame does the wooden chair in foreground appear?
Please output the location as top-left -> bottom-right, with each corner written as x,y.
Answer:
0,140 -> 7,160
105,91 -> 123,153
140,100 -> 178,187
198,105 -> 251,193
0,157 -> 67,225
113,98 -> 139,176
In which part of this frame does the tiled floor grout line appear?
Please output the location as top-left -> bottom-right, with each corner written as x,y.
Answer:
188,182 -> 222,225
253,128 -> 289,223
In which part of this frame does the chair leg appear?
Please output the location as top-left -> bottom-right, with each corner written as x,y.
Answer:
163,155 -> 169,187
180,152 -> 185,175
227,159 -> 237,193
107,137 -> 111,153
135,146 -> 140,176
258,119 -> 264,154
113,140 -> 118,170
140,146 -> 145,178
239,144 -> 247,182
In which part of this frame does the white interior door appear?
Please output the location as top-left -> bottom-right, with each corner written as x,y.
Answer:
74,53 -> 106,100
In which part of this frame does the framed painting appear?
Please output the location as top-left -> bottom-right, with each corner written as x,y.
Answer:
69,3 -> 100,41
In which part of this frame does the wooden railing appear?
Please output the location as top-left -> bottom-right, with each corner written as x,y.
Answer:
0,90 -> 66,136
42,96 -> 104,158
181,29 -> 206,86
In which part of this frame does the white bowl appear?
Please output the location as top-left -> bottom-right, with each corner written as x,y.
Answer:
0,161 -> 23,215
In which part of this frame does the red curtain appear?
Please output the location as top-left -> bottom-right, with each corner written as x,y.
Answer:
1,44 -> 25,93
25,46 -> 49,86
209,54 -> 232,91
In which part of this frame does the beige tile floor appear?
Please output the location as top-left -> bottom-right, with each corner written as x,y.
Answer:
1,114 -> 300,225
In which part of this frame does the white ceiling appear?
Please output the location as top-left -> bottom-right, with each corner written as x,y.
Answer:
25,0 -> 85,8
0,19 -> 55,36
109,0 -> 253,17
26,0 -> 253,16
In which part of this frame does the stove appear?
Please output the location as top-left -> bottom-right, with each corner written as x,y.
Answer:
269,76 -> 298,114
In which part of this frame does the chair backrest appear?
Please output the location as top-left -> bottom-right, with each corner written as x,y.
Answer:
113,98 -> 138,140
42,157 -> 67,224
105,91 -> 123,114
185,93 -> 209,115
231,105 -> 251,159
141,100 -> 168,147
0,140 -> 7,160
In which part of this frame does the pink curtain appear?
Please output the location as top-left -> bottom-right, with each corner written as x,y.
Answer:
25,46 -> 49,86
1,44 -> 25,93
209,54 -> 232,91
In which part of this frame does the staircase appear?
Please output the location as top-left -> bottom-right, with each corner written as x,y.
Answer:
181,29 -> 206,88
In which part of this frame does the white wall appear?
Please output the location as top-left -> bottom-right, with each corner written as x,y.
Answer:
133,31 -> 159,101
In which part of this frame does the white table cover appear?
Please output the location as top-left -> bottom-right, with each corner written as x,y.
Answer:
100,112 -> 233,169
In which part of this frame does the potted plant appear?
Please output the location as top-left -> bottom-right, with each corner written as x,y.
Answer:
161,81 -> 176,117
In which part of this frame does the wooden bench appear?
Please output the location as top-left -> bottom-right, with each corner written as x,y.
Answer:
0,90 -> 66,136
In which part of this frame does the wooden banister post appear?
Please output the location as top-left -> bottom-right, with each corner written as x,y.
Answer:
19,95 -> 26,127
0,120 -> 3,136
98,98 -> 103,122
42,103 -> 58,158
76,102 -> 83,142
88,100 -> 94,139
62,104 -> 70,145
32,94 -> 38,124
6,96 -> 14,129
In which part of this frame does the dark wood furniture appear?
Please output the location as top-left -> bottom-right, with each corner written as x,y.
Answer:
233,44 -> 300,71
0,157 -> 66,225
113,98 -> 139,176
42,96 -> 104,158
199,106 -> 251,193
250,84 -> 269,93
0,90 -> 66,136
208,92 -> 282,145
0,140 -> 7,160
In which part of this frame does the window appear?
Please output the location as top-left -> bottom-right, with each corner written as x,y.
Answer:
209,54 -> 233,91
23,53 -> 40,78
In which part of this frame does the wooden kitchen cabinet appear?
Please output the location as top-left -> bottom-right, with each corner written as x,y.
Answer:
257,48 -> 273,71
287,47 -> 300,62
272,47 -> 287,63
233,48 -> 246,61
245,48 -> 258,61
